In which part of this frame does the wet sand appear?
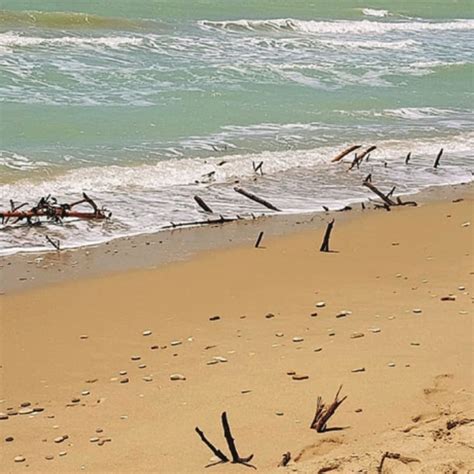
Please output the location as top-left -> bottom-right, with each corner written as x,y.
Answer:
0,184 -> 473,472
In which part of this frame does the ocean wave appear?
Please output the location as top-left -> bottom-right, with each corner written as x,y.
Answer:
199,18 -> 474,35
0,32 -> 144,50
0,10 -> 145,30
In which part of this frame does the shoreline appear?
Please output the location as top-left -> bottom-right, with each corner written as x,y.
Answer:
0,182 -> 473,472
1,180 -> 472,294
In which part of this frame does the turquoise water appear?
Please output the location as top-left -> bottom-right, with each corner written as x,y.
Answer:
0,1 -> 473,253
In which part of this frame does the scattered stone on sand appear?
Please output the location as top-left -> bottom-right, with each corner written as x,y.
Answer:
142,330 -> 152,336
412,308 -> 423,314
458,286 -> 466,291
150,345 -> 159,350
45,455 -> 54,460
18,408 -> 34,415
80,335 -> 89,340
96,428 -> 103,433
355,408 -> 363,413
0,413 -> 8,420
131,355 -> 141,361
90,437 -> 100,443
213,356 -> 228,363
275,332 -> 284,337
388,362 -> 396,368
170,374 -> 186,381
351,367 -> 365,373
241,390 -> 252,394
316,302 -> 326,308
81,391 -> 90,396
292,375 -> 309,381
313,347 -> 322,352
119,371 -> 127,376
328,330 -> 336,336
292,336 -> 304,343
459,310 -> 468,315
336,310 -> 351,318
54,435 -> 68,443
71,398 -> 80,403
14,456 -> 25,463
86,378 -> 98,384
209,316 -> 220,321
33,407 -> 44,412
59,451 -> 67,457
410,341 -> 421,346
265,313 -> 275,319
440,295 -> 456,301
142,376 -> 153,382
5,436 -> 14,442
170,341 -> 182,346
120,378 -> 129,384
461,221 -> 470,227
350,332 -> 365,339
310,312 -> 318,317
207,360 -> 218,365
369,328 -> 381,333
275,412 -> 284,416
138,364 -> 147,369
20,402 -> 31,407
286,371 -> 296,376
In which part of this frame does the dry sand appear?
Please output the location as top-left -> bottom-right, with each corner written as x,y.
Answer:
1,189 -> 473,473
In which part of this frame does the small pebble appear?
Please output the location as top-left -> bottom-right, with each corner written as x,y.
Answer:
81,391 -> 90,396
138,364 -> 147,369
120,378 -> 129,384
142,376 -> 153,382
80,335 -> 89,340
316,302 -> 326,308
59,451 -> 67,457
54,435 -> 67,443
355,408 -> 363,413
131,355 -> 141,361
350,332 -> 365,339
14,456 -> 25,463
328,331 -> 336,336
150,345 -> 159,350
5,436 -> 14,442
286,371 -> 296,376
336,310 -> 351,318
265,313 -> 275,319
292,336 -> 304,343
45,455 -> 54,460
461,222 -> 470,227
142,330 -> 152,336
0,413 -> 8,420
18,408 -> 34,415
170,374 -> 186,381
119,371 -> 127,376
310,312 -> 318,317
90,437 -> 100,443
275,412 -> 284,416
313,347 -> 322,352
170,341 -> 182,346
71,398 -> 80,403
213,356 -> 227,363
412,308 -> 422,314
440,295 -> 456,301
388,362 -> 396,368
410,342 -> 421,346
370,328 -> 381,333
292,375 -> 309,381
458,286 -> 465,291
209,316 -> 220,321
275,332 -> 284,337
351,367 -> 365,373
20,402 -> 31,408
207,360 -> 218,365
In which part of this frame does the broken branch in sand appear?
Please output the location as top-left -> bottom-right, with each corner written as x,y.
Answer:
0,193 -> 110,225
363,176 -> 417,208
310,385 -> 347,432
331,145 -> 362,162
234,187 -> 281,212
194,195 -> 213,213
45,235 -> 61,251
433,148 -> 443,168
377,451 -> 420,473
320,219 -> 335,252
163,215 -> 237,229
255,231 -> 264,248
195,412 -> 255,469
278,452 -> 291,467
252,161 -> 264,175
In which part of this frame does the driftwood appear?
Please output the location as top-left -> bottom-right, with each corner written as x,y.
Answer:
363,176 -> 417,208
320,219 -> 335,252
255,231 -> 264,248
331,145 -> 362,162
252,161 -> 264,175
405,152 -> 411,164
278,452 -> 291,467
310,385 -> 347,432
163,215 -> 237,229
194,195 -> 213,213
234,187 -> 281,212
195,412 -> 255,469
433,148 -> 443,168
45,235 -> 61,251
0,193 -> 110,225
377,452 -> 420,473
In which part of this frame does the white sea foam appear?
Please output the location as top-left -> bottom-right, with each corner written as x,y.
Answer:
362,8 -> 389,18
199,18 -> 474,35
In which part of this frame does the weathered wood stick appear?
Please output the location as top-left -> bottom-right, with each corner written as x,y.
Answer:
320,219 -> 335,252
194,195 -> 213,213
278,452 -> 291,467
405,152 -> 411,164
195,427 -> 229,463
434,148 -> 443,168
221,412 -> 254,465
45,235 -> 61,251
310,385 -> 347,432
0,210 -> 107,220
255,231 -> 264,248
363,179 -> 396,207
252,161 -> 264,175
358,145 -> 377,162
163,216 -> 237,229
234,187 -> 281,212
331,145 -> 362,162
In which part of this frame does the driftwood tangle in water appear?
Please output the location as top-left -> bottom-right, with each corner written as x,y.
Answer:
320,219 -> 335,252
310,385 -> 347,432
347,145 -> 377,171
195,412 -> 255,469
363,175 -> 417,208
331,144 -> 362,162
0,193 -> 110,225
234,186 -> 281,212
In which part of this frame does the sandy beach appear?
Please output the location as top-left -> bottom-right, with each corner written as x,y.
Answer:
1,185 -> 473,473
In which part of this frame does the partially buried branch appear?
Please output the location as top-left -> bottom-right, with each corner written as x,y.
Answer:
310,385 -> 347,433
194,195 -> 213,213
234,187 -> 281,212
320,219 -> 335,252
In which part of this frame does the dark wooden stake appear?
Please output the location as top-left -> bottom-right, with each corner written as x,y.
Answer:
278,452 -> 291,467
255,231 -> 264,248
320,219 -> 335,252
195,428 -> 229,463
434,148 -> 443,168
194,195 -> 213,213
234,187 -> 281,212
405,152 -> 411,164
252,161 -> 264,175
331,144 -> 362,162
310,385 -> 347,432
45,235 -> 61,251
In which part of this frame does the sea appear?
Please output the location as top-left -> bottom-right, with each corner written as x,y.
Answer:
0,1 -> 473,254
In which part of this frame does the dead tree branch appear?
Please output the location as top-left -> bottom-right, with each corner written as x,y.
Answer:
194,195 -> 213,213
45,235 -> 61,251
234,187 -> 281,212
163,215 -> 237,229
348,146 -> 376,170
320,219 -> 335,252
377,451 -> 420,473
255,231 -> 264,248
252,161 -> 264,175
310,385 -> 347,432
433,148 -> 443,168
331,145 -> 362,163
